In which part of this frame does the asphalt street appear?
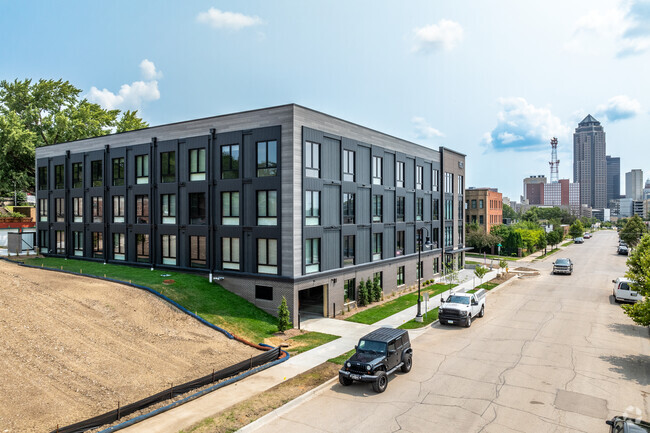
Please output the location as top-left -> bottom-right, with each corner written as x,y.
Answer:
251,230 -> 650,433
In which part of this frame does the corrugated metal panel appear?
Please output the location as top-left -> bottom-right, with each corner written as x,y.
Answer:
405,157 -> 415,190
357,187 -> 371,225
356,227 -> 370,264
322,229 -> 341,271
323,184 -> 341,226
383,226 -> 395,259
385,152 -> 395,188
406,224 -> 415,254
323,137 -> 341,181
357,145 -> 371,185
385,190 -> 395,223
423,193 -> 432,221
406,191 -> 415,221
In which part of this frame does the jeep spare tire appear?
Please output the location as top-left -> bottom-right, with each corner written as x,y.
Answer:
372,371 -> 388,393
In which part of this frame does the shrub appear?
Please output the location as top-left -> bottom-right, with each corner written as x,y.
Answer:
357,280 -> 368,307
372,275 -> 382,302
277,296 -> 292,332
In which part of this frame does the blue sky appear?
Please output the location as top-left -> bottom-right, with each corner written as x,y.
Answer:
2,0 -> 649,200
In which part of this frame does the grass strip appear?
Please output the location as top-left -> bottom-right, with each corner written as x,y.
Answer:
288,332 -> 340,355
466,253 -> 519,261
328,348 -> 357,365
398,308 -> 439,329
534,248 -> 560,260
561,240 -> 574,247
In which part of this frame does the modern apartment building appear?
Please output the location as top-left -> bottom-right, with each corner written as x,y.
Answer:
625,169 -> 644,201
606,155 -> 621,205
34,104 -> 467,323
465,188 -> 502,233
573,115 -> 607,209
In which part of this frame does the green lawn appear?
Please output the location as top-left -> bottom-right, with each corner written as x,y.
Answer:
561,240 -> 574,247
534,248 -> 560,260
398,307 -> 439,329
289,332 -> 340,355
328,348 -> 357,365
16,257 -> 279,344
345,283 -> 453,325
466,253 -> 519,261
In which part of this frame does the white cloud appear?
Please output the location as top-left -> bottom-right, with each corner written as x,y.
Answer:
412,116 -> 444,140
484,97 -> 571,152
596,95 -> 643,121
139,59 -> 162,80
413,19 -> 464,53
87,60 -> 161,111
197,8 -> 261,30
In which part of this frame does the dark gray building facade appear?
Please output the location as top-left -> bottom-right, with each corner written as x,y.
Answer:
573,115 -> 607,209
35,104 -> 467,323
606,155 -> 621,206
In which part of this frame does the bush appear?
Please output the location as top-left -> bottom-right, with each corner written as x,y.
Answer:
357,280 -> 368,307
277,296 -> 292,332
372,275 -> 382,302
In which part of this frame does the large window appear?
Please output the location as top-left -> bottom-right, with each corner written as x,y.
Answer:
161,194 -> 176,224
73,231 -> 83,256
343,193 -> 355,224
135,154 -> 149,184
55,198 -> 65,222
445,199 -> 453,220
39,230 -> 49,254
397,266 -> 405,286
396,196 -> 405,222
343,150 -> 355,182
72,163 -> 82,188
222,237 -> 240,270
92,197 -> 103,223
221,192 -> 240,225
416,166 -> 423,190
257,238 -> 278,274
39,198 -> 48,222
189,148 -> 206,181
112,196 -> 125,223
257,190 -> 277,226
416,197 -> 424,221
372,156 -> 383,185
221,144 -> 239,179
91,161 -> 102,187
432,227 -> 439,248
190,236 -> 207,268
458,199 -> 463,221
372,233 -> 382,261
305,190 -> 320,226
38,167 -> 47,190
112,157 -> 125,186
396,162 -> 405,188
161,151 -> 175,183
136,234 -> 149,262
471,199 -> 477,209
257,140 -> 277,177
458,175 -> 464,195
372,195 -> 383,222
305,238 -> 320,273
255,285 -> 273,301
396,230 -> 405,256
161,234 -> 177,265
73,197 -> 83,222
343,235 -> 355,266
305,141 -> 320,178
189,193 -> 206,225
445,226 -> 453,247
55,165 -> 64,189
92,232 -> 103,258
444,172 -> 453,194
433,169 -> 439,192
113,233 -> 125,260
136,195 -> 149,224
479,199 -> 484,209
433,198 -> 440,220
344,278 -> 356,301
56,230 -> 65,254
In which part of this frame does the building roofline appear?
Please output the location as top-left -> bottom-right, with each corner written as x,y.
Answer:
439,146 -> 466,157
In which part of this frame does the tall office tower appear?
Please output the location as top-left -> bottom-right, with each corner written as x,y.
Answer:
606,155 -> 620,205
573,115 -> 606,208
523,175 -> 546,201
625,169 -> 644,200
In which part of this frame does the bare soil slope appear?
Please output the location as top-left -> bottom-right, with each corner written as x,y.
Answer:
0,260 -> 260,433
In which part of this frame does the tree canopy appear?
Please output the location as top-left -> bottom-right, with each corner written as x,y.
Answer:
622,233 -> 650,326
569,220 -> 584,239
619,215 -> 648,248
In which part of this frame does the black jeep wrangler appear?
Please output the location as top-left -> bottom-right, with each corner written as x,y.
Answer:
338,328 -> 412,393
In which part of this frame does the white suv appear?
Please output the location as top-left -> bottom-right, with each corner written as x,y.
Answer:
612,277 -> 643,303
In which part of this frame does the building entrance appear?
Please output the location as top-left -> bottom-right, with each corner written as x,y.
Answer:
299,285 -> 325,316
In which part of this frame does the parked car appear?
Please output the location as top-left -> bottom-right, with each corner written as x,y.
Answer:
606,416 -> 650,432
612,277 -> 643,303
552,258 -> 573,275
438,289 -> 486,328
574,237 -> 584,244
339,328 -> 412,393
618,245 -> 629,255
584,233 -> 591,239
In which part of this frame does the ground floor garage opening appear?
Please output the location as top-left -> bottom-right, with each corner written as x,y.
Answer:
299,285 -> 325,316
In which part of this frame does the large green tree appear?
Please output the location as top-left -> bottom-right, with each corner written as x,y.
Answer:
620,215 -> 648,248
569,220 -> 584,239
0,79 -> 149,192
622,233 -> 650,326
502,203 -> 518,221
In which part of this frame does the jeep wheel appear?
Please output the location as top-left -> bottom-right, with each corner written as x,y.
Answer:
465,315 -> 472,327
372,371 -> 388,393
339,374 -> 353,386
401,354 -> 412,373
479,305 -> 484,318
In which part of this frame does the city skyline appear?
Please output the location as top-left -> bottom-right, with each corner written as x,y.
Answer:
2,0 -> 649,200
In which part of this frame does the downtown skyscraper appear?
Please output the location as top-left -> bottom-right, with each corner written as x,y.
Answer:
573,115 -> 607,209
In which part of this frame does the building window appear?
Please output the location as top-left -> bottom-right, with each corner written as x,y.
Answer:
445,226 -> 453,247
161,234 -> 177,265
92,197 -> 103,223
372,195 -> 383,222
344,278 -> 356,301
257,238 -> 278,274
55,198 -> 65,222
444,172 -> 453,194
479,199 -> 484,209
433,257 -> 439,274
479,215 -> 484,224
221,144 -> 239,179
372,156 -> 383,185
458,225 -> 464,245
396,162 -> 405,188
416,166 -> 423,190
305,141 -> 320,178
372,233 -> 382,261
73,197 -> 83,222
92,232 -> 103,258
257,140 -> 278,177
445,199 -> 453,220
343,235 -> 355,266
56,230 -> 65,254
91,161 -> 102,187
112,157 -> 125,186
39,230 -> 49,254
396,196 -> 405,222
72,163 -> 82,188
458,199 -> 463,221
305,190 -> 320,226
343,150 -> 355,182
257,190 -> 278,226
161,194 -> 176,224
373,272 -> 383,290
458,175 -> 463,195
396,230 -> 405,256
72,231 -> 83,256
343,193 -> 355,224
55,165 -> 64,189
222,237 -> 240,270
433,169 -> 439,192
221,192 -> 240,225
161,151 -> 176,183
136,195 -> 149,224
471,199 -> 477,209
433,198 -> 439,220
416,197 -> 424,221
136,234 -> 149,262
472,215 -> 477,223
113,233 -> 125,260
38,167 -> 47,190
189,193 -> 206,225
305,238 -> 320,273
190,236 -> 207,268
112,196 -> 125,223
397,266 -> 405,286
189,148 -> 206,181
255,285 -> 273,301
135,155 -> 149,184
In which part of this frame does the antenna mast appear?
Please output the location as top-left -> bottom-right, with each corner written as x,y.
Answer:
549,137 -> 559,183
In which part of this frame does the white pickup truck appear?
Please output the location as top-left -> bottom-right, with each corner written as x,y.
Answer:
438,289 -> 486,327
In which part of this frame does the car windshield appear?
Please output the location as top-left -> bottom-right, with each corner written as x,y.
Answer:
620,282 -> 630,290
555,259 -> 570,265
447,295 -> 470,305
358,340 -> 387,354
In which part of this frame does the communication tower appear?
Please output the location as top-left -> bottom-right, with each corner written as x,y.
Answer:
549,137 -> 559,183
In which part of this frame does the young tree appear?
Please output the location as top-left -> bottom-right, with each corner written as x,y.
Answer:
620,215 -> 648,249
622,233 -> 650,326
474,266 -> 489,286
357,279 -> 368,307
546,230 -> 561,248
569,221 -> 584,239
277,296 -> 292,332
372,274 -> 382,302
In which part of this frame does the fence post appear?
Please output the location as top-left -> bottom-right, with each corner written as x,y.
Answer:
117,400 -> 120,421
333,303 -> 336,318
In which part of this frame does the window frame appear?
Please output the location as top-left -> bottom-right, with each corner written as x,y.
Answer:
396,230 -> 405,256
189,148 -> 206,181
343,149 -> 355,182
416,165 -> 423,190
72,231 -> 83,256
92,232 -> 103,258
72,163 -> 82,189
55,230 -> 65,255
416,197 -> 424,221
305,238 -> 320,273
372,194 -> 383,222
397,266 -> 405,286
257,238 -> 278,274
113,232 -> 125,260
343,193 -> 355,224
189,235 -> 207,268
135,195 -> 149,224
38,167 -> 48,190
396,161 -> 405,188
161,234 -> 177,265
55,197 -> 65,222
305,141 -> 320,178
221,144 -> 240,179
222,237 -> 240,270
55,164 -> 64,190
112,195 -> 125,223
160,151 -> 176,183
305,190 -> 320,226
112,157 -> 125,186
432,169 -> 439,192
73,197 -> 83,222
135,154 -> 149,184
372,232 -> 383,261
161,194 -> 176,224
257,190 -> 278,226
396,196 -> 405,222
372,156 -> 383,185
189,192 -> 206,225
136,233 -> 149,263
221,191 -> 240,225
256,140 -> 278,177
91,196 -> 103,223
91,160 -> 102,187
343,234 -> 355,266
